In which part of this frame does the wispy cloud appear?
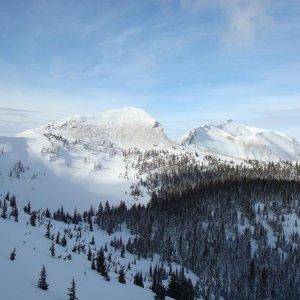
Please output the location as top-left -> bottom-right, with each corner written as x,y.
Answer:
220,0 -> 272,49
0,107 -> 41,114
177,0 -> 272,49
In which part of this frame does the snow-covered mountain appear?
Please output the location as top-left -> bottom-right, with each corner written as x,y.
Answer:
0,108 -> 178,211
41,107 -> 174,150
181,119 -> 300,162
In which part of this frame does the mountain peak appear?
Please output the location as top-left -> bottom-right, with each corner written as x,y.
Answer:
39,107 -> 174,150
99,107 -> 157,128
182,120 -> 300,161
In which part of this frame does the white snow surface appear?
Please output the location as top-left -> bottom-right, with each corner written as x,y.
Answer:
0,134 -> 142,211
181,119 -> 300,162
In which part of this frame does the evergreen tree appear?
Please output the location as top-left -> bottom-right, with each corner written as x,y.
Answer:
23,201 -> 31,214
151,265 -> 166,299
249,258 -> 256,293
118,268 -> 126,284
11,206 -> 18,222
50,243 -> 55,257
90,236 -> 95,245
10,194 -> 16,207
5,192 -> 10,201
45,208 -> 51,218
30,211 -> 37,226
67,278 -> 78,300
87,246 -> 92,261
96,249 -> 109,281
1,199 -> 7,219
55,231 -> 60,244
88,217 -> 93,232
91,255 -> 96,270
61,235 -> 67,247
38,265 -> 49,290
134,271 -> 144,287
45,221 -> 51,238
121,245 -> 125,258
10,247 -> 16,261
167,273 -> 179,299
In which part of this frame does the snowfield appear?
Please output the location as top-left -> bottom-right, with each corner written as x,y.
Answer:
0,135 -> 139,211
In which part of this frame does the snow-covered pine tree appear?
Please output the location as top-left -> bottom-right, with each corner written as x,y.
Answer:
61,235 -> 67,247
88,216 -> 93,232
9,194 -> 16,208
23,201 -> 31,214
1,199 -> 7,219
4,192 -> 10,201
11,206 -> 18,222
67,278 -> 78,300
90,235 -> 95,245
10,248 -> 16,261
96,248 -> 109,281
49,243 -> 55,257
45,221 -> 51,238
133,271 -> 144,287
91,254 -> 96,270
37,265 -> 49,290
55,231 -> 60,244
118,268 -> 126,284
87,246 -> 92,261
121,245 -> 125,258
29,211 -> 37,226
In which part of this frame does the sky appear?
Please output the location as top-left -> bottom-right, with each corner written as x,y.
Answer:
0,0 -> 300,139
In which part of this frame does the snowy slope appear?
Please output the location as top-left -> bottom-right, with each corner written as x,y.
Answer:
181,120 -> 300,162
0,203 -> 199,300
0,135 -> 140,211
0,217 -> 154,300
0,108 -> 177,211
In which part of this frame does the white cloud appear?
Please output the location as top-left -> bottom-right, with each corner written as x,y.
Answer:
220,0 -> 272,48
178,0 -> 272,49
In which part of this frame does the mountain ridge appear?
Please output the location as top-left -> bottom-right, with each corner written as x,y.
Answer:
181,119 -> 300,162
0,107 -> 298,210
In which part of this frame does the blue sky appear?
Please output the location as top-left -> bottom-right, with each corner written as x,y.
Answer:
0,0 -> 300,139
